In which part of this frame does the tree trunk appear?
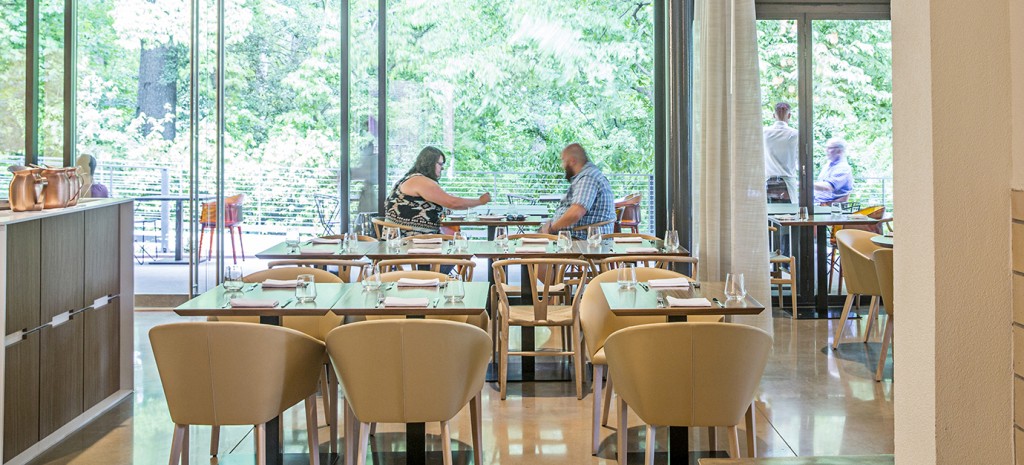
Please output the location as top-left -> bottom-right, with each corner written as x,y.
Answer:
136,43 -> 176,140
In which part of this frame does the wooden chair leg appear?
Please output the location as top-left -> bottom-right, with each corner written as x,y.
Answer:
592,364 -> 605,455
344,400 -> 356,465
356,422 -> 370,465
745,403 -> 757,457
617,396 -> 628,465
602,373 -> 613,427
499,318 -> 509,400
470,393 -> 483,465
864,296 -> 880,342
320,372 -> 331,425
369,423 -> 376,436
708,427 -> 717,451
169,424 -> 187,465
645,424 -> 656,465
573,322 -> 584,400
305,395 -> 321,465
328,366 -> 339,455
831,294 -> 856,350
256,423 -> 267,465
441,420 -> 453,465
210,425 -> 219,457
727,425 -> 740,458
876,315 -> 894,382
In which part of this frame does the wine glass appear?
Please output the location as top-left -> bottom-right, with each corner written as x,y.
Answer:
725,273 -> 746,300
587,226 -> 602,247
494,226 -> 509,250
664,230 -> 680,251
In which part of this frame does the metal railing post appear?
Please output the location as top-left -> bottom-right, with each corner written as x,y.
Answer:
160,168 -> 170,252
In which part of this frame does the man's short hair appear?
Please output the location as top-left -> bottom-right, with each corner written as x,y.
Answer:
774,102 -> 791,119
825,138 -> 847,151
563,143 -> 589,163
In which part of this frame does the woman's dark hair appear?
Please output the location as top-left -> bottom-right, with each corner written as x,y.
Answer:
405,146 -> 445,181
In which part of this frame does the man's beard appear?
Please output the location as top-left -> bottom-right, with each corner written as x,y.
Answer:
564,168 -> 575,181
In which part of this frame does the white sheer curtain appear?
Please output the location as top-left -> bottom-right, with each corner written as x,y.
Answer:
693,0 -> 772,332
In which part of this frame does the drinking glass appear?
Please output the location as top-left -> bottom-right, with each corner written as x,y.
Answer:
466,210 -> 478,222
361,264 -> 381,291
587,226 -> 602,247
295,274 -> 317,303
799,207 -> 809,219
341,231 -> 355,252
443,276 -> 466,303
494,226 -> 509,250
384,227 -> 401,251
285,227 -> 300,252
558,230 -> 573,250
454,231 -> 469,252
830,203 -> 842,216
223,264 -> 243,292
725,273 -> 746,300
664,230 -> 680,251
617,264 -> 637,290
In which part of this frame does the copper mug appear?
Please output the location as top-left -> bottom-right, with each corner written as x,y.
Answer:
41,168 -> 71,209
64,167 -> 82,206
9,168 -> 47,212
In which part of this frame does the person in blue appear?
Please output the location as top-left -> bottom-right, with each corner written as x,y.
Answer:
814,138 -> 854,205
540,143 -> 616,239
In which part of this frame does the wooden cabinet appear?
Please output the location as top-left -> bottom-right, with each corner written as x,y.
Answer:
83,206 -> 121,406
3,221 -> 41,461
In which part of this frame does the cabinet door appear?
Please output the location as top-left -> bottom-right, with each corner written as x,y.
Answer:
4,221 -> 41,460
83,206 -> 121,405
38,213 -> 85,438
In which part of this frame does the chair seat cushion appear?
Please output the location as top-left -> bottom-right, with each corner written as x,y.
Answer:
769,254 -> 792,264
507,305 -> 574,325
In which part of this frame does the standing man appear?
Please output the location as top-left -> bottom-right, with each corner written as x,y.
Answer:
814,138 -> 855,205
764,102 -> 799,203
540,143 -> 616,238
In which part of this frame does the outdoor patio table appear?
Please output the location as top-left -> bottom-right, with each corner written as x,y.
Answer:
871,234 -> 893,248
768,213 -> 881,318
600,281 -> 764,465
135,194 -> 214,264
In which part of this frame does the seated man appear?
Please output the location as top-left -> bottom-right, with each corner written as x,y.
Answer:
814,138 -> 854,205
540,143 -> 616,238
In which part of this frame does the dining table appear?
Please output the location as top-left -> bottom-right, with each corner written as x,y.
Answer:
175,281 -> 490,465
599,280 -> 765,465
768,213 -> 881,318
441,215 -> 546,239
871,234 -> 893,248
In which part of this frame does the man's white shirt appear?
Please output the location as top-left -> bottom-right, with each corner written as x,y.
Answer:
764,121 -> 798,178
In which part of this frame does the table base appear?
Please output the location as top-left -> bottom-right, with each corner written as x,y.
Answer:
616,450 -> 732,464
214,453 -> 339,464
485,360 -> 575,383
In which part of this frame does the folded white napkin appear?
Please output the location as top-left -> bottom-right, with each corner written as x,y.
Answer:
409,248 -> 443,254
311,237 -> 341,244
613,237 -> 644,243
230,298 -> 279,308
384,297 -> 430,307
774,214 -> 798,220
521,237 -> 550,243
397,278 -> 440,287
479,215 -> 505,220
625,247 -> 659,253
261,279 -> 297,288
648,278 -> 691,288
666,296 -> 712,307
516,246 -> 547,253
412,237 -> 443,244
299,248 -> 336,255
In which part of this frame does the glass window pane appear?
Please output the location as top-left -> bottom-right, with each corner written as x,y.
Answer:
350,0 -> 380,230
758,19 -> 800,205
39,0 -> 63,167
812,20 -> 892,211
0,0 -> 27,193
386,0 -> 655,233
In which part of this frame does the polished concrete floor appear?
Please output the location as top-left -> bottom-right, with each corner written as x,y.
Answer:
24,309 -> 893,465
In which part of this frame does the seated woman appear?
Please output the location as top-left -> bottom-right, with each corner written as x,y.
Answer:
385,146 -> 491,236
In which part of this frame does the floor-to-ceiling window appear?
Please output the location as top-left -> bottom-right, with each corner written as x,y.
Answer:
0,0 -> 27,190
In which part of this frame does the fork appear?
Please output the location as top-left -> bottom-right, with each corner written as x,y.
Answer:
657,297 -> 665,308
375,296 -> 385,308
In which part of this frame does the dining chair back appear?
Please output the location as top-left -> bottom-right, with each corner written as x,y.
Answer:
872,248 -> 894,381
326,320 -> 490,465
831,229 -> 884,349
599,255 -> 698,277
150,322 -> 325,465
376,258 -> 475,281
268,259 -> 369,283
601,232 -> 658,241
199,194 -> 247,264
371,217 -> 416,238
604,322 -> 771,461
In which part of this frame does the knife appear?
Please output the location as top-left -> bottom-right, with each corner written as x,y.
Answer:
279,298 -> 296,308
712,298 -> 724,308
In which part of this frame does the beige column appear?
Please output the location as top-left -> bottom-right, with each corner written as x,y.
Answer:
892,0 -> 1014,463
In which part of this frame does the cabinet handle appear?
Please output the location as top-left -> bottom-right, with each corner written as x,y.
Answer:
3,323 -> 47,347
51,310 -> 73,327
92,293 -> 119,310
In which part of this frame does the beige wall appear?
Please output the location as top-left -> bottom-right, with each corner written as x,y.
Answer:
892,0 -> 1014,463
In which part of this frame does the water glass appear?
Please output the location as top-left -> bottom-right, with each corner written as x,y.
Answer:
587,226 -> 602,247
725,273 -> 746,300
466,211 -> 478,222
285,227 -> 300,252
557,230 -> 573,250
384,227 -> 401,250
223,264 -> 243,292
443,276 -> 466,303
799,207 -> 809,219
361,264 -> 381,291
494,226 -> 509,250
664,230 -> 680,251
341,231 -> 355,252
830,203 -> 842,216
295,274 -> 317,303
616,263 -> 637,290
454,231 -> 469,252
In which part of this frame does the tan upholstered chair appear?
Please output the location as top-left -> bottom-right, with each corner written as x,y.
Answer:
832,229 -> 884,350
376,258 -> 475,281
326,320 -> 490,465
604,323 -> 772,463
208,266 -> 345,456
492,258 -> 589,400
268,259 -> 369,283
873,248 -> 894,382
579,268 -> 721,455
150,322 -> 325,465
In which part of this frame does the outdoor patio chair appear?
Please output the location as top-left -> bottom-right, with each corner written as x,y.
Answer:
198,194 -> 246,264
313,193 -> 341,236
